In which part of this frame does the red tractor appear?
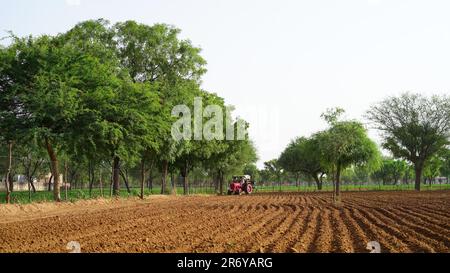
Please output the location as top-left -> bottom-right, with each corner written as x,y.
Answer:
228,175 -> 254,195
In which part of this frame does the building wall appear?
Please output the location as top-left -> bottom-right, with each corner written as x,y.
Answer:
0,173 -> 65,192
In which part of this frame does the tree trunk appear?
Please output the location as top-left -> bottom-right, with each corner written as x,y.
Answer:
99,168 -> 103,197
313,174 -> 323,191
88,161 -> 94,195
147,175 -> 153,191
64,161 -> 68,201
69,169 -> 76,190
414,164 -> 422,191
146,159 -> 155,191
28,177 -> 36,193
109,168 -> 113,197
112,156 -> 120,196
214,173 -> 219,193
45,138 -> 61,202
335,164 -> 341,202
8,173 -> 14,192
140,158 -> 145,199
47,174 -> 53,191
319,173 -> 325,190
183,173 -> 188,195
28,174 -> 31,202
170,171 -> 176,195
120,169 -> 131,193
219,170 -> 224,195
161,160 -> 168,194
182,160 -> 189,195
4,142 -> 13,204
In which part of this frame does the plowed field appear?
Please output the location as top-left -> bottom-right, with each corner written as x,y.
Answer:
0,191 -> 449,253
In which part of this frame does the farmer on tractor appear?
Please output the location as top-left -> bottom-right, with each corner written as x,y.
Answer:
228,175 -> 254,195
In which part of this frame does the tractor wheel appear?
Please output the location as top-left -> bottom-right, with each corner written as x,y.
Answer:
245,184 -> 253,194
227,190 -> 233,195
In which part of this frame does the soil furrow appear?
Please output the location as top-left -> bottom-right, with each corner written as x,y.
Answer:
1,191 -> 449,253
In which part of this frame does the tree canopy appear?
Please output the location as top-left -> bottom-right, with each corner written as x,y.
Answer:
315,119 -> 381,201
0,19 -> 257,201
367,92 -> 450,190
278,136 -> 325,190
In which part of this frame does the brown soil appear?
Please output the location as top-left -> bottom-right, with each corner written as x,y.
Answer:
0,191 -> 449,253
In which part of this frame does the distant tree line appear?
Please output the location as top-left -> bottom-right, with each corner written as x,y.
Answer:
264,93 -> 450,201
2,20 -> 449,204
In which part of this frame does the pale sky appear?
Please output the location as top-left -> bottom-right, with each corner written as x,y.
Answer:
1,0 -> 450,168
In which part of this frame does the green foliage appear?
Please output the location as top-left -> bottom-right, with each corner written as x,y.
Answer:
316,121 -> 381,176
440,148 -> 450,178
367,92 -> 450,190
423,155 -> 443,181
372,158 -> 408,185
320,107 -> 345,125
278,136 -> 325,189
113,20 -> 207,84
0,19 -> 259,201
243,163 -> 260,181
314,111 -> 381,200
261,159 -> 283,182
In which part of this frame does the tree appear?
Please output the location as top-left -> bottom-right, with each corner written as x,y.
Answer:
0,35 -> 80,201
0,38 -> 27,203
423,155 -> 443,186
259,168 -> 273,184
316,117 -> 380,202
372,158 -> 407,185
367,93 -> 450,191
173,85 -> 215,195
204,119 -> 257,195
113,20 -> 207,84
440,148 -> 450,182
321,107 -> 345,125
278,136 -> 326,190
3,142 -> 13,203
403,164 -> 415,185
263,159 -> 284,191
389,159 -> 408,185
353,165 -> 372,185
64,20 -> 168,197
243,163 -> 260,182
111,20 -> 208,197
0,24 -> 167,200
371,159 -> 391,186
1,19 -> 258,202
15,137 -> 46,195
